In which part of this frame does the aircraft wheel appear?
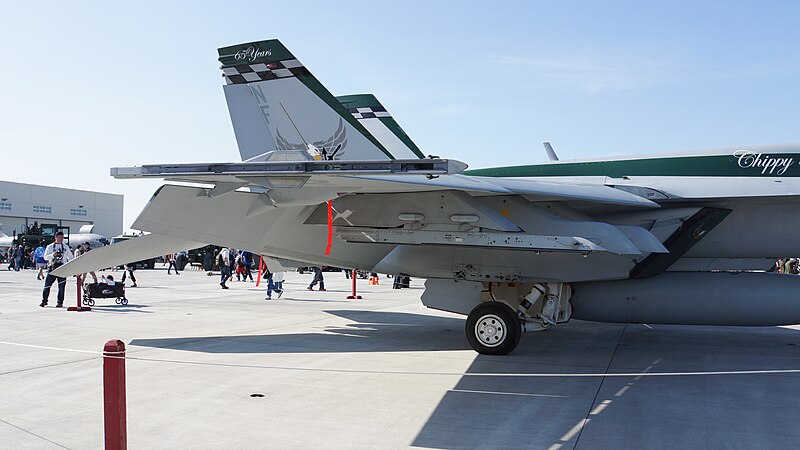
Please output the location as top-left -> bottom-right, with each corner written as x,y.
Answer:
465,302 -> 521,355
121,298 -> 128,306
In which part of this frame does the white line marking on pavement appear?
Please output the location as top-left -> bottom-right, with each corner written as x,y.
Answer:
559,418 -> 590,442
4,341 -> 800,378
450,389 -> 566,398
590,399 -> 613,415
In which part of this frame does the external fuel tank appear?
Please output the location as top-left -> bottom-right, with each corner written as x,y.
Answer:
570,272 -> 800,326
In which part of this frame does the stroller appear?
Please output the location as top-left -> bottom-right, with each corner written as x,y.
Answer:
82,280 -> 128,306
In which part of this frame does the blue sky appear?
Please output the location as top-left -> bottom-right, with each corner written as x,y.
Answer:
1,1 -> 799,230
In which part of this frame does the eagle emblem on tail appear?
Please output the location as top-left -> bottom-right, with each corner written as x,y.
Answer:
275,118 -> 348,160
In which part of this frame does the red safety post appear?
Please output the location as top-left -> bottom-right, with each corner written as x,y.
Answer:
68,274 -> 91,312
346,270 -> 362,299
256,256 -> 265,287
103,340 -> 127,450
325,200 -> 333,255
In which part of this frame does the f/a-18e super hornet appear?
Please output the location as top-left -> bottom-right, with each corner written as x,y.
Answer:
56,39 -> 800,355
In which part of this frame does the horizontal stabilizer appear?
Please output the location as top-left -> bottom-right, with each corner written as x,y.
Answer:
51,234 -> 206,277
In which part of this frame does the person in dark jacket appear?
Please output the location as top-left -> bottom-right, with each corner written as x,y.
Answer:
12,244 -> 23,271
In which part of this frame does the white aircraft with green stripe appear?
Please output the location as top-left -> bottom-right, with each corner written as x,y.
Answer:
56,38 -> 800,355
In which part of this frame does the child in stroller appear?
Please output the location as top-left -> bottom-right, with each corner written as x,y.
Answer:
82,275 -> 128,306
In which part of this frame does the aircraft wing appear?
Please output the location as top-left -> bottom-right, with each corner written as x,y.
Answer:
348,174 -> 659,207
51,234 -> 205,277
111,160 -> 659,208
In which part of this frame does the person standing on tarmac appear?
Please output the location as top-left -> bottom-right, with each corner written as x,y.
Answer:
12,244 -> 23,272
241,250 -> 254,282
34,241 -> 47,280
228,248 -> 237,282
307,266 -> 326,291
74,242 -> 99,284
219,247 -> 231,289
120,261 -> 138,287
166,252 -> 180,275
39,231 -> 74,307
265,266 -> 284,299
234,251 -> 245,281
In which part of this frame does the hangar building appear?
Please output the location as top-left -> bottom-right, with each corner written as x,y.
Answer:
0,180 -> 123,239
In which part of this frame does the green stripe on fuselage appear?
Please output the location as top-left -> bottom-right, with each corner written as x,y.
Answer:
464,153 -> 800,178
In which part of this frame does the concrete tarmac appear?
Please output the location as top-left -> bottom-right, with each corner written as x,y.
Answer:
2,267 -> 800,449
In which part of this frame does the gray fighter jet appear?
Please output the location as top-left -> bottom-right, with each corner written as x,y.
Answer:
55,39 -> 800,355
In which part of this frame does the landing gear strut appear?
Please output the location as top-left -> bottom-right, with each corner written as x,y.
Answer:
465,302 -> 522,355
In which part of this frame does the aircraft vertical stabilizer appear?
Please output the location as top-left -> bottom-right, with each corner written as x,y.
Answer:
336,94 -> 424,159
218,40 -> 394,162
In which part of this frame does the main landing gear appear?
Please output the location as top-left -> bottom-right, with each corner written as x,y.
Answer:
462,282 -> 573,355
465,302 -> 522,355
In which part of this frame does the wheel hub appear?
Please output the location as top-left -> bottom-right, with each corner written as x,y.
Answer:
475,314 -> 506,347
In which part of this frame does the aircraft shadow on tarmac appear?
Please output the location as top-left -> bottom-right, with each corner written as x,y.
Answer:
411,323 -> 800,449
90,304 -> 153,313
128,309 -> 800,448
278,297 -> 353,303
130,310 -> 471,353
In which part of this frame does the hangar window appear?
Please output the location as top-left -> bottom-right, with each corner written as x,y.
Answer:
70,208 -> 88,216
0,202 -> 10,211
33,205 -> 52,214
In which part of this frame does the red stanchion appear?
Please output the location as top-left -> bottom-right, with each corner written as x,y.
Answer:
256,256 -> 265,287
325,200 -> 333,256
103,340 -> 127,450
346,270 -> 362,299
67,274 -> 91,312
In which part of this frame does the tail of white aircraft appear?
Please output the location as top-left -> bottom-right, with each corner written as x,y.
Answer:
219,39 -> 396,162
78,224 -> 96,234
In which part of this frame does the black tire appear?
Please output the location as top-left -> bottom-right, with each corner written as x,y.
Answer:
121,298 -> 128,306
465,302 -> 522,355
87,299 -> 95,307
